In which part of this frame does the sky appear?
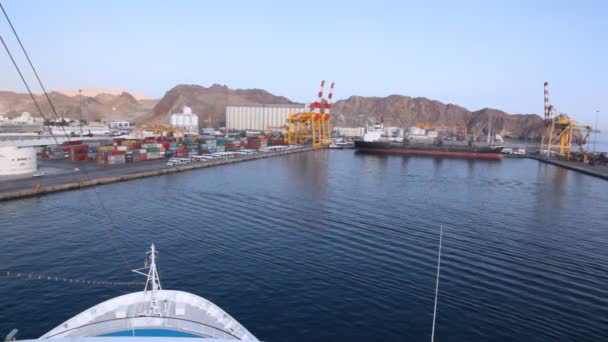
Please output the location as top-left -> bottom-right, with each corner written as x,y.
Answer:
0,0 -> 607,130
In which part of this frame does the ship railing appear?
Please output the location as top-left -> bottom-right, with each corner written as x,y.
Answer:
44,316 -> 242,340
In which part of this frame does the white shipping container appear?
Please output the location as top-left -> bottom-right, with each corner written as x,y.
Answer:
426,130 -> 439,138
334,127 -> 365,138
108,155 -> 125,164
407,127 -> 426,135
147,152 -> 163,159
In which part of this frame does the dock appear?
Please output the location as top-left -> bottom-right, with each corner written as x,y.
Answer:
529,155 -> 608,180
0,146 -> 318,201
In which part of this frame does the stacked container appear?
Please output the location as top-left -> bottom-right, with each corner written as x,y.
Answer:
108,150 -> 126,165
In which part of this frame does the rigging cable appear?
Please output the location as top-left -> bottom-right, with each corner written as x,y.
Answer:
0,0 -> 135,272
2,270 -> 144,288
0,1 -> 71,141
0,33 -> 59,146
430,224 -> 443,342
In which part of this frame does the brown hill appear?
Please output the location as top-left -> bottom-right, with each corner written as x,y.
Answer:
0,91 -> 147,122
333,95 -> 544,140
469,108 -> 545,140
142,84 -> 294,125
1,85 -> 545,139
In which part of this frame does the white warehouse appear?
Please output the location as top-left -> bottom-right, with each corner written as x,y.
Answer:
170,106 -> 199,133
0,146 -> 37,176
226,104 -> 307,131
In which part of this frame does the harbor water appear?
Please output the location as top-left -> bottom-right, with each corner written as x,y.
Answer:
1,150 -> 608,341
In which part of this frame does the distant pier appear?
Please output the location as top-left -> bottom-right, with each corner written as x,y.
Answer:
0,146 -> 318,201
530,155 -> 608,180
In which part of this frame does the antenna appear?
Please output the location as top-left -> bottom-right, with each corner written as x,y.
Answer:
431,225 -> 443,342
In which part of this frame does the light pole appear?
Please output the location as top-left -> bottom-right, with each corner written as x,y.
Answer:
79,89 -> 83,138
593,110 -> 599,153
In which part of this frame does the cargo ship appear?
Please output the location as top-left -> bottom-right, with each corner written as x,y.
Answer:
354,140 -> 504,159
354,127 -> 504,159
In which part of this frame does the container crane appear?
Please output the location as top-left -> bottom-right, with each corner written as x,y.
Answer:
286,81 -> 334,148
540,82 -> 594,160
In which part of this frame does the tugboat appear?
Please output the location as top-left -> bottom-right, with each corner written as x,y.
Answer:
33,244 -> 259,341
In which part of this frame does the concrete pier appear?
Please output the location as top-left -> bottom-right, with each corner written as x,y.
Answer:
0,147 -> 318,201
530,155 -> 608,180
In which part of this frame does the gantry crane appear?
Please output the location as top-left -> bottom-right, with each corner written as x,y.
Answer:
286,81 -> 334,148
540,82 -> 594,159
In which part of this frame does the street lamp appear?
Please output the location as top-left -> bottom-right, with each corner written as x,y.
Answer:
593,110 -> 599,153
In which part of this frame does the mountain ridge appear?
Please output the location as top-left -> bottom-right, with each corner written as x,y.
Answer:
0,84 -> 544,139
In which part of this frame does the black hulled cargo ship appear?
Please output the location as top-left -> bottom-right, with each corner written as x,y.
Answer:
354,140 -> 504,159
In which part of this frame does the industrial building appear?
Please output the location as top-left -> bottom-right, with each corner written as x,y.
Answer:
0,112 -> 44,134
170,106 -> 199,133
226,104 -> 307,131
334,127 -> 365,138
0,146 -> 37,175
109,121 -> 133,129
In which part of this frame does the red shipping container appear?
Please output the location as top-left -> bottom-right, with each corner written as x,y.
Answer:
108,150 -> 126,156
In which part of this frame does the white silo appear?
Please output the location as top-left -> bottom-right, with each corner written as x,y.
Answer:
0,146 -> 37,176
169,106 -> 199,133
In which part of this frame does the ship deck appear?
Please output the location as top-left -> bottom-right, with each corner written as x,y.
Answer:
40,290 -> 259,341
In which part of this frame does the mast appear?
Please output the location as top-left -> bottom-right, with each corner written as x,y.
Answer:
486,111 -> 493,144
133,243 -> 163,316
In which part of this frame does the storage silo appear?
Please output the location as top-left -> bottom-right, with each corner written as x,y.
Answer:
169,106 -> 200,133
0,146 -> 37,176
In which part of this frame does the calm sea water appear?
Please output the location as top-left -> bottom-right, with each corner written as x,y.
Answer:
1,150 -> 608,341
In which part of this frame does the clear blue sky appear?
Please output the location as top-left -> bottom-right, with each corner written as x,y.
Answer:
1,0 -> 606,129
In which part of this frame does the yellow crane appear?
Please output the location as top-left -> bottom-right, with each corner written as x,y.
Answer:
286,113 -> 331,147
286,81 -> 334,148
540,82 -> 594,159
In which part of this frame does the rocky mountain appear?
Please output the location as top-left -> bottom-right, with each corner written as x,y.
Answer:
0,84 -> 545,139
332,95 -> 544,140
468,108 -> 545,140
58,89 -> 148,100
141,84 -> 294,125
0,91 -> 148,122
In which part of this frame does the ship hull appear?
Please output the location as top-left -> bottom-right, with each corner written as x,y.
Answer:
354,141 -> 504,159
